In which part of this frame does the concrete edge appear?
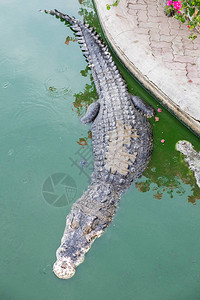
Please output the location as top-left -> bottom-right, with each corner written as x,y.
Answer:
93,1 -> 200,137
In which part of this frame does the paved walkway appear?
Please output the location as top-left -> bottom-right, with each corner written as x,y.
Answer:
93,0 -> 200,136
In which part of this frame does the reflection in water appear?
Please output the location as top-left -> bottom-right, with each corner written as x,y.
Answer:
135,151 -> 200,204
73,81 -> 97,116
65,36 -> 78,45
77,130 -> 92,146
14,88 -> 58,123
72,2 -> 98,145
78,0 -> 94,8
70,0 -> 200,204
78,2 -> 99,25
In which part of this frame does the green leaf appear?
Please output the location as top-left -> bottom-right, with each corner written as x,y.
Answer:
189,7 -> 195,16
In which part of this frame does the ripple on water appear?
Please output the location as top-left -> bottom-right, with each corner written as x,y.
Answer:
1,81 -> 11,89
0,56 -> 15,90
14,87 -> 58,123
8,149 -> 14,156
44,66 -> 72,99
7,144 -> 41,165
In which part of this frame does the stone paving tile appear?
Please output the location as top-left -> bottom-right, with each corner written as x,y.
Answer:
127,0 -> 200,86
94,0 -> 200,134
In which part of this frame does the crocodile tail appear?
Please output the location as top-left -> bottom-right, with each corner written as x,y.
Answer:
45,9 -> 108,58
45,9 -> 126,95
53,182 -> 120,279
44,9 -> 79,27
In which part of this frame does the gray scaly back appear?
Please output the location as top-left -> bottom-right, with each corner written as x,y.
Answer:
44,9 -> 154,279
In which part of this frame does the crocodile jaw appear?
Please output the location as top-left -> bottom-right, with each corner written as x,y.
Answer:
53,257 -> 76,279
53,229 -> 103,279
52,201 -> 107,279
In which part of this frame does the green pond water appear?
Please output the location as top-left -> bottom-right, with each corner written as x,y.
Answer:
0,0 -> 200,299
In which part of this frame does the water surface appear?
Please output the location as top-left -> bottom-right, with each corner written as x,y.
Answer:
0,1 -> 200,299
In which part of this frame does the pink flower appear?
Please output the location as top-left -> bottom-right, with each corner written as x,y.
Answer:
155,117 -> 159,122
167,0 -> 172,6
173,1 -> 182,11
157,108 -> 162,112
161,139 -> 165,143
177,10 -> 181,14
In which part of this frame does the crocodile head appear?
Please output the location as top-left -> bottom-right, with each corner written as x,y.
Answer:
53,207 -> 106,279
53,182 -> 118,279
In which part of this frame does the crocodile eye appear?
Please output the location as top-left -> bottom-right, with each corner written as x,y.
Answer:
82,224 -> 92,234
91,217 -> 99,229
71,216 -> 79,229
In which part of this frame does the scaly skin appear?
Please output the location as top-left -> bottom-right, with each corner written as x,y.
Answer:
176,140 -> 200,188
45,9 -> 155,279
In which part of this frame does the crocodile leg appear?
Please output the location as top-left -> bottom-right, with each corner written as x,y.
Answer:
80,102 -> 100,124
130,95 -> 155,118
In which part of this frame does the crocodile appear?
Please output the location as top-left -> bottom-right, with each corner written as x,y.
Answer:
45,9 -> 155,279
176,140 -> 200,188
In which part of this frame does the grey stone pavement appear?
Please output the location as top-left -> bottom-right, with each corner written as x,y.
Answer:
93,0 -> 200,136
